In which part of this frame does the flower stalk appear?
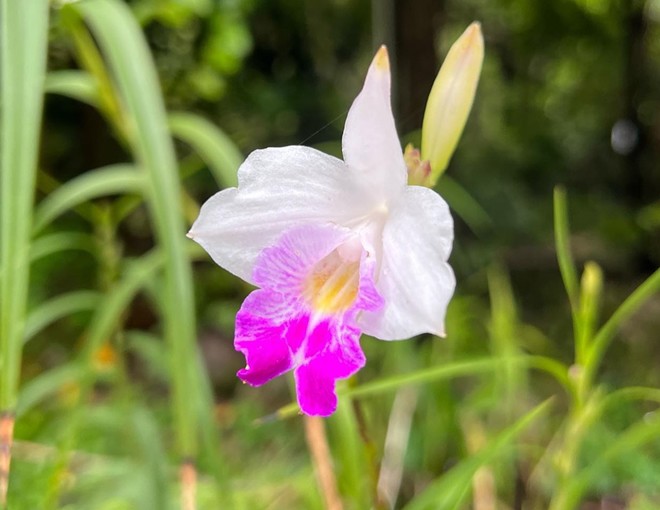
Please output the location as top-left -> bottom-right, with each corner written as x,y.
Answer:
0,0 -> 49,505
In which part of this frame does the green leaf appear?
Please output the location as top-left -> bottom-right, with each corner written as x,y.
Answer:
328,385 -> 371,509
30,231 -> 97,263
16,362 -> 85,417
550,412 -> 660,510
44,70 -> 99,106
33,164 -> 144,234
83,250 -> 164,359
553,186 -> 579,310
436,175 -> 492,234
24,290 -> 101,343
350,357 -> 522,399
269,356 -> 570,421
168,111 -> 242,188
404,399 -> 553,510
583,266 -> 660,393
74,0 -> 210,461
0,0 -> 50,409
125,331 -> 169,382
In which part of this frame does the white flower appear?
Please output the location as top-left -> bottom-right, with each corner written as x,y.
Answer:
188,46 -> 455,416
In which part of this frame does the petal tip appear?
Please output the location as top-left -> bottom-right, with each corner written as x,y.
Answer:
372,45 -> 390,71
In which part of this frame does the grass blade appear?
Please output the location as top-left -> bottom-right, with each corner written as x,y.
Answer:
16,363 -> 85,418
436,175 -> 492,235
549,412 -> 660,510
582,266 -> 660,395
553,186 -> 579,310
0,0 -> 49,504
269,356 -> 570,421
168,111 -> 242,188
24,290 -> 101,343
30,232 -> 96,263
33,164 -> 144,234
0,0 -> 49,406
44,70 -> 99,106
404,398 -> 553,510
74,1 -> 205,468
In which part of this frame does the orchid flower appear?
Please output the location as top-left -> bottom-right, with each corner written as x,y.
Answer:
188,46 -> 455,416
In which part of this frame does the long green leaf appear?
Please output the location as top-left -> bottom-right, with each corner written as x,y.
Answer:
583,267 -> 660,389
16,363 -> 85,418
269,356 -> 570,421
74,0 -> 209,463
168,111 -> 242,188
404,399 -> 553,510
44,70 -> 99,106
24,290 -> 101,343
436,175 -> 492,234
33,164 -> 144,234
328,386 -> 371,509
0,0 -> 49,415
549,412 -> 660,510
30,232 -> 97,263
83,251 -> 164,358
553,186 -> 579,310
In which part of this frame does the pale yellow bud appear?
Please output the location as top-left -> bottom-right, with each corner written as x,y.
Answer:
580,261 -> 603,306
421,22 -> 484,185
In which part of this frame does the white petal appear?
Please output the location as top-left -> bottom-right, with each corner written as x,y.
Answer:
358,186 -> 455,340
342,46 -> 407,203
188,146 -> 364,283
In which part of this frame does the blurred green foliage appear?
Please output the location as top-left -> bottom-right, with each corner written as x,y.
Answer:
5,0 -> 660,508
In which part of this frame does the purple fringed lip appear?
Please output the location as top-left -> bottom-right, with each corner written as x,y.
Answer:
233,224 -> 383,416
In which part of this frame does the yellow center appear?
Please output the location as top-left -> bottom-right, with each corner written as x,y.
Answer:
303,252 -> 360,314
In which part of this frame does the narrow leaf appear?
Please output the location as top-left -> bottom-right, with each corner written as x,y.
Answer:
45,70 -> 100,106
0,0 -> 50,409
24,290 -> 101,343
33,164 -> 144,234
168,111 -> 242,188
404,399 -> 553,510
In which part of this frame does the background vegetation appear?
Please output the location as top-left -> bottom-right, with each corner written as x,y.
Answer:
2,0 -> 660,508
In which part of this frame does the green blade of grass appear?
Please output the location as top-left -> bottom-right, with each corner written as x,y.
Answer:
168,112 -> 242,188
0,0 -> 49,410
74,0 -> 205,464
82,244 -> 207,364
268,356 -> 570,421
33,164 -> 144,234
349,355 -> 570,399
83,250 -> 164,359
404,398 -> 553,510
582,266 -> 660,396
553,186 -> 579,310
30,232 -> 97,263
436,175 -> 492,235
549,412 -> 660,510
327,386 -> 371,509
16,363 -> 85,418
24,290 -> 101,343
44,70 -> 99,106
487,265 -> 526,418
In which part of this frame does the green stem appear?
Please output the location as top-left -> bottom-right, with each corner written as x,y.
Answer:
0,0 -> 49,410
0,1 -> 49,506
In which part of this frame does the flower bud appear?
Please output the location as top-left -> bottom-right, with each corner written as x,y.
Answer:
421,22 -> 484,185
